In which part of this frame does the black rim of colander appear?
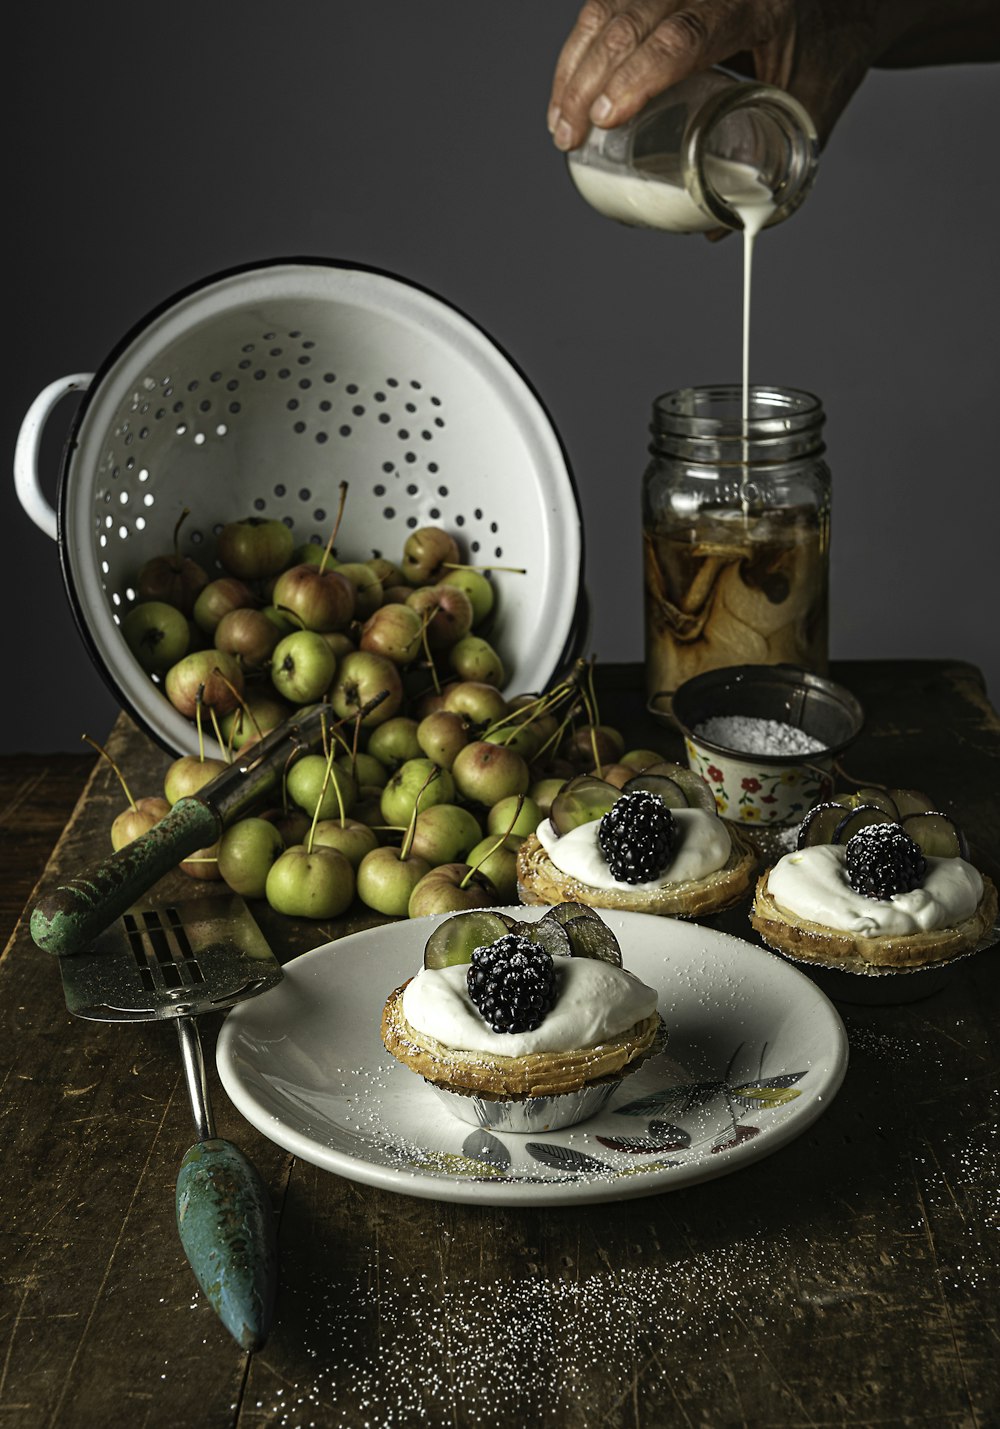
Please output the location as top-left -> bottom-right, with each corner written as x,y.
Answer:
54,254 -> 587,756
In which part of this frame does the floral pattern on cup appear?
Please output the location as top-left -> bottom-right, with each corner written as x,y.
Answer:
685,737 -> 833,826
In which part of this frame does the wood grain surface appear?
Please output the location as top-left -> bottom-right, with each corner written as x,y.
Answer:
1,661 -> 997,1428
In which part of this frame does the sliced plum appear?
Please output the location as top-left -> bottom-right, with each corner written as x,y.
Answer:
423,909 -> 515,969
832,805 -> 896,844
830,786 -> 900,819
796,801 -> 852,849
636,761 -> 717,814
542,901 -> 603,925
887,788 -> 936,818
902,811 -> 970,860
562,915 -> 623,966
521,918 -> 573,959
549,775 -> 621,837
620,772 -> 688,808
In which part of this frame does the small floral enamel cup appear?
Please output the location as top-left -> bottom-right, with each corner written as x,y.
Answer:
671,665 -> 864,827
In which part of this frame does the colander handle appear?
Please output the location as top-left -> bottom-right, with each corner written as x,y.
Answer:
14,373 -> 93,539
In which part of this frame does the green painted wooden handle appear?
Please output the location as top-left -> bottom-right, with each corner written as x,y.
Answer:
175,1138 -> 278,1352
30,797 -> 221,956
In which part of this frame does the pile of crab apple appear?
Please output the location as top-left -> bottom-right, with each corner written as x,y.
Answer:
106,502 -> 674,922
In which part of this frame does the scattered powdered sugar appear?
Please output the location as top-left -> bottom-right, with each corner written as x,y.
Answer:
694,715 -> 826,757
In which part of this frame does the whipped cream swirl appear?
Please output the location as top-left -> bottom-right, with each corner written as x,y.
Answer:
536,807 -> 730,891
768,844 -> 983,935
401,956 -> 658,1059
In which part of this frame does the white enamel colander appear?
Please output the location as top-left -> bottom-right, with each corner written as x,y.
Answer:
15,259 -> 586,758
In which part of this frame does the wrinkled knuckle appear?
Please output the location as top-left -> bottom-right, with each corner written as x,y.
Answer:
576,0 -> 617,39
649,9 -> 711,64
601,9 -> 648,58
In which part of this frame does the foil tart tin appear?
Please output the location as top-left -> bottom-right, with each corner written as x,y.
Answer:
428,1079 -> 619,1133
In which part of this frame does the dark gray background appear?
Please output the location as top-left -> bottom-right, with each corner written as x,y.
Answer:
7,3 -> 997,752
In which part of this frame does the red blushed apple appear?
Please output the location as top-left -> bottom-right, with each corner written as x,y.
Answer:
406,863 -> 499,919
111,796 -> 171,851
405,584 -> 473,651
192,578 -> 255,636
214,607 -> 282,669
136,552 -> 208,615
401,526 -> 461,585
164,650 -> 244,719
359,603 -> 423,666
442,682 -> 508,726
271,564 -> 355,633
451,741 -> 530,807
329,652 -> 403,727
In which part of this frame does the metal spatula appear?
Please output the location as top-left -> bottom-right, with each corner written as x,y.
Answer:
58,893 -> 282,1351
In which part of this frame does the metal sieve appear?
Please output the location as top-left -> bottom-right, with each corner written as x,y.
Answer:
15,258 -> 586,758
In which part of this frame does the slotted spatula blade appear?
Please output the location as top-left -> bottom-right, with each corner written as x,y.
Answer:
56,895 -> 281,1351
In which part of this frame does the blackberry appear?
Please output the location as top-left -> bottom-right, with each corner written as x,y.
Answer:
597,790 -> 675,884
467,933 -> 557,1034
845,822 -> 926,900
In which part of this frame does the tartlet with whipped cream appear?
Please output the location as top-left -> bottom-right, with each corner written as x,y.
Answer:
516,767 -> 756,917
751,793 -> 997,971
381,904 -> 662,1132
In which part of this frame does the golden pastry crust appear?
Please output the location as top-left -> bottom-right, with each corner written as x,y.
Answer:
751,867 -> 998,971
515,825 -> 757,917
381,980 -> 661,1100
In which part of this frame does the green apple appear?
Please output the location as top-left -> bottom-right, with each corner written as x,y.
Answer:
329,651 -> 403,727
356,847 -> 432,917
465,835 -> 522,902
409,804 -> 483,865
217,818 -> 284,898
265,845 -> 355,918
487,795 -> 541,839
380,758 -> 455,827
286,755 -> 357,820
163,755 -> 228,805
366,717 -> 421,770
216,517 -> 295,580
121,601 -> 190,674
110,796 -> 171,851
311,818 -> 379,868
270,630 -> 336,704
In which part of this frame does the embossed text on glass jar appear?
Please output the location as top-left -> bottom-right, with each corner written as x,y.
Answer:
642,386 -> 830,711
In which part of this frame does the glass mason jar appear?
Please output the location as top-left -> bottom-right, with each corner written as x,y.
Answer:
642,386 -> 831,712
566,69 -> 818,233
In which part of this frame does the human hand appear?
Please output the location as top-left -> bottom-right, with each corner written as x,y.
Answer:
547,0 -> 885,152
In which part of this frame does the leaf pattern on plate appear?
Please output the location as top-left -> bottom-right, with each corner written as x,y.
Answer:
731,1072 -> 804,1111
462,1129 -> 511,1172
613,1158 -> 682,1177
711,1125 -> 761,1154
613,1082 -> 722,1120
526,1142 -> 609,1174
406,1148 -> 507,1179
595,1134 -> 686,1155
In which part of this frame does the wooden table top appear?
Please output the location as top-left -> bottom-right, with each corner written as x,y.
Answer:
2,660 -> 998,1428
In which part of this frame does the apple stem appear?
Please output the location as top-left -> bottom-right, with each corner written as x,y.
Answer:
81,732 -> 137,811
318,481 -> 349,575
195,685 -> 206,763
172,507 -> 191,563
274,604 -> 306,631
417,610 -> 441,695
215,672 -> 262,752
464,795 -> 523,887
441,561 -> 527,576
306,738 -> 340,855
208,706 -> 232,764
400,766 -> 440,861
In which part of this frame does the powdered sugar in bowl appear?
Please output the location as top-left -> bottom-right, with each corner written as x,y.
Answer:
671,665 -> 864,828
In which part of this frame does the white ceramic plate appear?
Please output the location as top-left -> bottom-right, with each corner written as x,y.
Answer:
217,908 -> 848,1206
